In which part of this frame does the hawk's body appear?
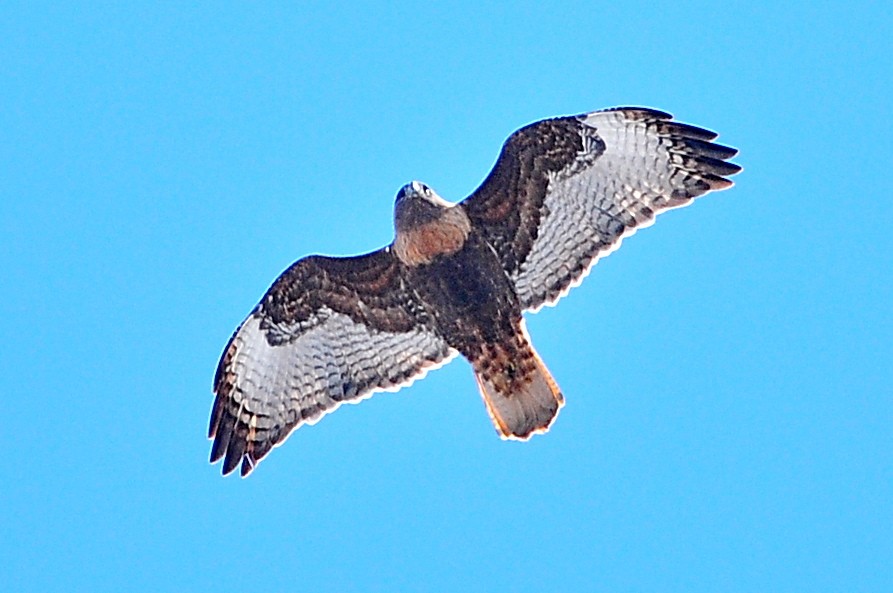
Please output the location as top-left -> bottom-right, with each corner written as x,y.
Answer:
210,107 -> 741,476
397,213 -> 563,440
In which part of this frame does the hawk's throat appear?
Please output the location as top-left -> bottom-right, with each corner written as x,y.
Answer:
393,205 -> 472,267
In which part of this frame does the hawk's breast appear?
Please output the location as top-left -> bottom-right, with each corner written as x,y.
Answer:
406,231 -> 521,352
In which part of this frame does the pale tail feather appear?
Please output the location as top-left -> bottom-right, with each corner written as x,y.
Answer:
474,347 -> 565,440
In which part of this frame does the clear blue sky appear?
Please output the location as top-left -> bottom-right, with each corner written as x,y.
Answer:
2,2 -> 890,592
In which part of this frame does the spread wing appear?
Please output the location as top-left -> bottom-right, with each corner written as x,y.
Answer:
461,107 -> 741,311
209,248 -> 455,476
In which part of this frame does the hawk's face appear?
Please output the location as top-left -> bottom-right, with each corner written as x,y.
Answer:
394,180 -> 451,234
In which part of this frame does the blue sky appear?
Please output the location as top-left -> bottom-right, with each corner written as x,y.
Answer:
2,2 -> 891,591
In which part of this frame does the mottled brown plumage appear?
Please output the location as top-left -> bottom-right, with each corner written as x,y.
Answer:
209,107 -> 741,476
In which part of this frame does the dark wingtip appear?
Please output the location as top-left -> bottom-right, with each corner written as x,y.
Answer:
703,174 -> 736,191
603,106 -> 674,120
208,397 -> 223,440
240,456 -> 256,478
695,155 -> 743,177
630,107 -> 673,120
222,430 -> 247,476
681,137 -> 739,160
662,121 -> 719,141
209,416 -> 232,464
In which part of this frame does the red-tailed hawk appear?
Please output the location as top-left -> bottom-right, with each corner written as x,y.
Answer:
209,107 -> 741,476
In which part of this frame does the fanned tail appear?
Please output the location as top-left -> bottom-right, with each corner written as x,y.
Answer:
473,341 -> 564,439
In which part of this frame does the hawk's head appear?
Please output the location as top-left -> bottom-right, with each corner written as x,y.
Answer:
392,180 -> 471,266
394,180 -> 453,233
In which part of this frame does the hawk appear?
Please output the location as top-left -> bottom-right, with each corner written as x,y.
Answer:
209,107 -> 741,476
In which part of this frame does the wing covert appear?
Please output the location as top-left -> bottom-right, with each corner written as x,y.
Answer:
209,249 -> 455,476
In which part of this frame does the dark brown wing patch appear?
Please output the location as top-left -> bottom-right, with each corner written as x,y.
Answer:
262,249 -> 419,334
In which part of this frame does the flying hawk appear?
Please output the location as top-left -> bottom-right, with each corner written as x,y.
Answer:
209,107 -> 741,476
